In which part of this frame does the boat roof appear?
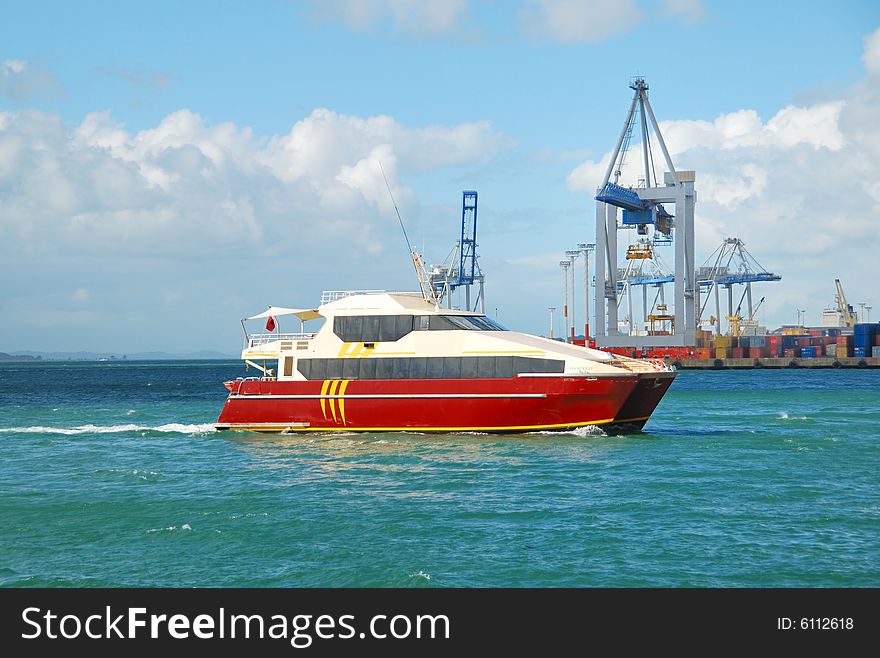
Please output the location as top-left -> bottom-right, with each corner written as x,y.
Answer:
247,292 -> 490,321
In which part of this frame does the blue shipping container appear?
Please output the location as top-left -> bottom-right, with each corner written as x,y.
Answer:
801,347 -> 817,358
853,347 -> 868,357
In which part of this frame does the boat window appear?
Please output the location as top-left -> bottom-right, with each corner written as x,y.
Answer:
333,314 -> 413,342
413,314 -> 508,331
442,357 -> 461,379
409,356 -> 427,379
296,356 -> 564,380
309,358 -> 327,381
375,358 -> 394,380
342,359 -> 359,380
359,359 -> 377,380
495,356 -> 514,379
283,357 -> 294,377
392,358 -> 410,379
426,357 -> 444,379
362,316 -> 380,342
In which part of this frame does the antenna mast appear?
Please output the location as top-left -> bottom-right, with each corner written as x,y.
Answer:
378,162 -> 439,306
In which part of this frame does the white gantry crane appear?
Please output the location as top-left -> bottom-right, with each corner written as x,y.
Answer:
593,77 -> 697,349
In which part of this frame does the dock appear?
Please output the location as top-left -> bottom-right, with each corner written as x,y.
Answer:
669,357 -> 880,370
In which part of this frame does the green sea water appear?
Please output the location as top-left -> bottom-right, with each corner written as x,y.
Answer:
0,360 -> 877,587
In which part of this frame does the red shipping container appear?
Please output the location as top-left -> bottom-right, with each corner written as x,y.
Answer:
748,347 -> 767,358
836,335 -> 853,346
876,335 -> 880,346
783,348 -> 799,358
730,348 -> 744,358
797,337 -> 811,347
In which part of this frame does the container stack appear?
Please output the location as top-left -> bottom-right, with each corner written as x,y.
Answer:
853,323 -> 879,358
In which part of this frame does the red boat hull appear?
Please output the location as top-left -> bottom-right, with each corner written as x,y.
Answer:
215,374 -> 654,433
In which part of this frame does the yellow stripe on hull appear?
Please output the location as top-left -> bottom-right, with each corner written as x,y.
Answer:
337,380 -> 349,424
219,418 -> 617,433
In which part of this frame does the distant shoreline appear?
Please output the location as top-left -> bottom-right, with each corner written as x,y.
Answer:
0,351 -> 237,362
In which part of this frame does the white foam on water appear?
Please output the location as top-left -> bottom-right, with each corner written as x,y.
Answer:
0,423 -> 216,435
409,570 -> 432,581
527,425 -> 607,437
778,412 -> 808,420
147,524 -> 192,534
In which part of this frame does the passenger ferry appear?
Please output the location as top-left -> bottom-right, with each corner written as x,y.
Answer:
215,290 -> 675,433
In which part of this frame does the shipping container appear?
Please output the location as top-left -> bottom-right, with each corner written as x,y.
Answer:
715,348 -> 729,359
837,344 -> 852,357
783,348 -> 799,358
730,348 -> 744,359
873,346 -> 880,358
826,344 -> 837,357
748,347 -> 767,358
801,346 -> 817,358
853,346 -> 869,358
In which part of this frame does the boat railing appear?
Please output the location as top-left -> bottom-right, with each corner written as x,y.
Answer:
247,332 -> 315,348
320,289 -> 386,304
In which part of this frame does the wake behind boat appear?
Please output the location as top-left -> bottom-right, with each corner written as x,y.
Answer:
215,290 -> 675,433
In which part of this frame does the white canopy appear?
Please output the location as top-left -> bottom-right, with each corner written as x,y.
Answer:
245,306 -> 322,321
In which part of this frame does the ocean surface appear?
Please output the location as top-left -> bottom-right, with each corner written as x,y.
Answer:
1,360 -> 877,587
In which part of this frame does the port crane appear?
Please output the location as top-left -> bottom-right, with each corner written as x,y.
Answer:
727,295 -> 765,337
698,237 -> 780,336
835,278 -> 856,328
593,77 -> 697,349
429,191 -> 485,312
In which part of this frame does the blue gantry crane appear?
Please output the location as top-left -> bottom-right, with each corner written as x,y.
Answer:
429,191 -> 485,312
697,237 -> 781,335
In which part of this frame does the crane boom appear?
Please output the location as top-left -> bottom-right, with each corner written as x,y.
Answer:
835,278 -> 856,328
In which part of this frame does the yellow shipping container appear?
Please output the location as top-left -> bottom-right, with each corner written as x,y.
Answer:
715,347 -> 729,359
715,336 -> 731,348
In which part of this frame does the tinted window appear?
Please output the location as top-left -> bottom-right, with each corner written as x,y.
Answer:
362,316 -> 380,343
342,359 -> 359,380
495,356 -> 514,379
296,356 -> 563,380
409,357 -> 427,379
397,315 -> 414,338
392,358 -> 410,379
415,316 -> 430,331
428,315 -> 457,331
327,358 -> 343,380
442,357 -> 461,379
477,356 -> 495,378
426,357 -> 444,379
375,358 -> 394,380
460,356 -> 479,379
359,359 -> 377,380
310,358 -> 327,381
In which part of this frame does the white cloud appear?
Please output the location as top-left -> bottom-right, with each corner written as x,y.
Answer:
519,0 -> 643,43
0,107 -> 512,260
312,0 -> 468,36
863,26 -> 880,74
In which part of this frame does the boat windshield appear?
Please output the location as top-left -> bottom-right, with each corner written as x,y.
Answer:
415,315 -> 508,331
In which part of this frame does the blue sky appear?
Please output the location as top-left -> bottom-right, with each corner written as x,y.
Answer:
1,1 -> 879,353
